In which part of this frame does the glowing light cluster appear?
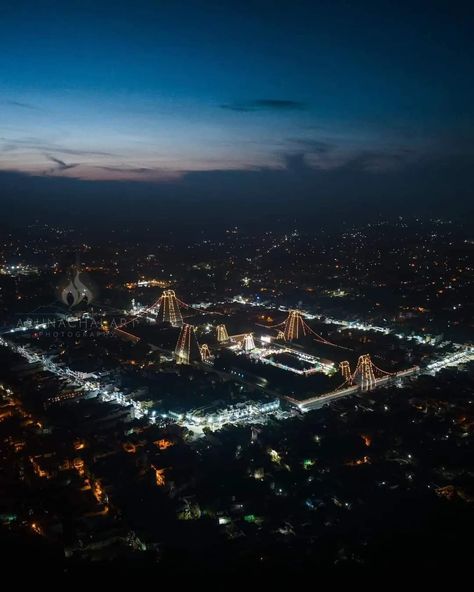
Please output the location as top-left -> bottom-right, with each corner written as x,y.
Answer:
216,324 -> 229,342
175,323 -> 201,364
157,289 -> 184,327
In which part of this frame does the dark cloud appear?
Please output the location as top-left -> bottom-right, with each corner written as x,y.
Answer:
44,154 -> 79,174
282,152 -> 311,173
220,99 -> 307,112
96,165 -> 153,174
283,136 -> 419,173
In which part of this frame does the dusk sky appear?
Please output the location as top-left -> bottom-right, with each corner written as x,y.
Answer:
1,1 -> 474,221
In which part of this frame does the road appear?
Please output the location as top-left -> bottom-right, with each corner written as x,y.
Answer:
292,366 -> 420,412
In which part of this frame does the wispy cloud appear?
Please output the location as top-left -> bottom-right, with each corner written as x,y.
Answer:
287,138 -> 334,154
220,99 -> 307,112
0,136 -> 116,157
2,99 -> 41,110
283,135 -> 421,173
96,165 -> 152,174
44,154 -> 79,175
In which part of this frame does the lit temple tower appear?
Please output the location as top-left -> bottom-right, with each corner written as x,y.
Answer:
216,324 -> 229,342
243,333 -> 256,352
339,361 -> 352,383
175,324 -> 201,364
283,310 -> 307,341
353,354 -> 376,391
200,343 -> 211,362
157,290 -> 183,327
270,310 -> 334,346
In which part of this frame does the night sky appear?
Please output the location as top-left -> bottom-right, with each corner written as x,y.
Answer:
1,1 -> 474,225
